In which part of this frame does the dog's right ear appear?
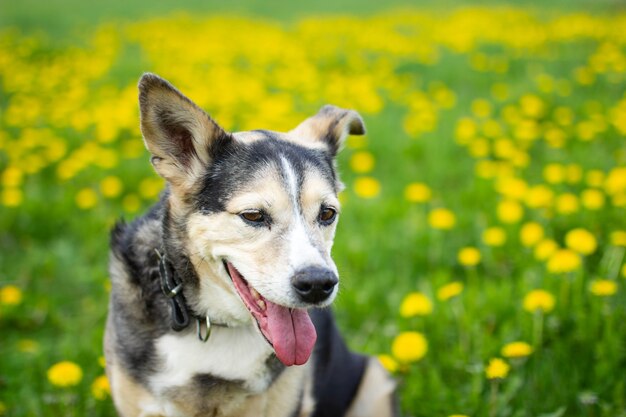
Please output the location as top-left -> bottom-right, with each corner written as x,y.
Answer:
138,73 -> 230,192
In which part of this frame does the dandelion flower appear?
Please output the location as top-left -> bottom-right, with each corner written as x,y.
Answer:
482,227 -> 506,247
404,182 -> 432,203
497,200 -> 523,224
437,281 -> 464,301
589,280 -> 617,297
604,167 -> 626,195
555,193 -> 579,215
100,176 -> 123,198
139,177 -> 164,199
609,231 -> 626,247
534,239 -> 559,261
581,189 -> 605,210
543,163 -> 565,184
523,289 -> 555,313
520,222 -> 544,247
565,228 -> 597,255
547,249 -> 582,273
428,208 -> 456,230
353,177 -> 381,199
392,331 -> 428,363
47,361 -> 83,387
524,185 -> 554,209
2,187 -> 23,207
349,151 -> 375,174
75,188 -> 98,210
91,375 -> 110,400
0,285 -> 23,305
458,246 -> 481,267
501,341 -> 533,358
485,358 -> 510,380
377,354 -> 399,373
586,170 -> 605,187
400,292 -> 433,317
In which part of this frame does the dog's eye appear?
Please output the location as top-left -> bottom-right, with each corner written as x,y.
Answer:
319,207 -> 337,225
240,210 -> 266,225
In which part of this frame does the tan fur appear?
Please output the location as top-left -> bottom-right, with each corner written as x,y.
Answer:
345,359 -> 397,417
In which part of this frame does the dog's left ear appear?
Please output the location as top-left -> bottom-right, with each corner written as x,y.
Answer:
138,73 -> 230,193
289,105 -> 365,156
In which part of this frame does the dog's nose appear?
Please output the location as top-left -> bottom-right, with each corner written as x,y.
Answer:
291,266 -> 338,304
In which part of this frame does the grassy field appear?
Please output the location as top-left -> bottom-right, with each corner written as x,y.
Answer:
1,2 -> 626,416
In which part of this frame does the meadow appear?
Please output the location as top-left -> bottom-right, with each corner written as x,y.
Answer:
1,2 -> 626,416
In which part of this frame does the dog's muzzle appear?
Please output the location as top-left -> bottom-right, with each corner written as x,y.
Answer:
291,266 -> 338,304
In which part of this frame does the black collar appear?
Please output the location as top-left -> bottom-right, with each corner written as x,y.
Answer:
155,249 -> 227,342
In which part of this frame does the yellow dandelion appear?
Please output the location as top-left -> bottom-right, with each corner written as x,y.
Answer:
547,249 -> 582,273
471,98 -> 492,118
586,170 -> 605,187
523,289 -> 556,313
495,177 -> 528,200
349,151 -> 375,174
2,187 -> 23,207
589,280 -> 617,297
428,208 -> 456,230
458,247 -> 481,267
404,182 -> 432,203
482,227 -> 506,247
565,228 -> 597,255
1,285 -> 23,305
497,200 -> 523,224
534,239 -> 559,261
520,222 -> 544,247
75,188 -> 98,210
91,375 -> 111,400
437,281 -> 464,301
520,94 -> 545,118
581,189 -> 605,210
100,176 -> 123,198
353,177 -> 381,199
377,354 -> 399,373
47,361 -> 83,387
609,231 -> 626,247
524,184 -> 554,209
543,163 -> 565,184
400,292 -> 433,317
139,177 -> 164,200
604,167 -> 626,195
485,358 -> 510,380
98,356 -> 107,368
566,164 -> 583,184
501,341 -> 533,358
555,193 -> 579,215
391,331 -> 428,363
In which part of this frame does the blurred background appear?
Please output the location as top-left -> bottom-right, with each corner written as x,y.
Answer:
1,0 -> 625,416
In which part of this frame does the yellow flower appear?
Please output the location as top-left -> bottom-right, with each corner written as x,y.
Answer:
47,361 -> 83,387
524,184 -> 554,209
543,163 -> 565,184
523,289 -> 555,313
100,176 -> 123,198
485,358 -> 510,380
98,356 -> 107,368
520,222 -> 544,247
610,231 -> 626,247
497,200 -> 523,224
349,151 -> 375,174
565,228 -> 597,255
91,375 -> 111,400
555,193 -> 579,215
75,188 -> 98,210
353,176 -> 381,199
520,94 -> 545,118
566,164 -> 583,184
501,341 -> 533,358
547,249 -> 582,273
377,354 -> 399,373
589,280 -> 617,297
482,227 -> 506,247
458,246 -> 481,267
495,177 -> 527,200
471,98 -> 492,118
391,331 -> 428,363
0,285 -> 23,305
581,189 -> 605,210
586,170 -> 605,187
404,182 -> 432,203
534,239 -> 559,261
400,292 -> 433,317
437,281 -> 464,301
139,177 -> 164,199
2,187 -> 23,207
605,167 -> 626,195
122,194 -> 141,213
428,208 -> 456,230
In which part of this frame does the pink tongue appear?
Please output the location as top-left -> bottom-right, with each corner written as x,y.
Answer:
265,302 -> 317,366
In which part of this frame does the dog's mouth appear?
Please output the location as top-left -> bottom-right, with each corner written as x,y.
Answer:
224,261 -> 317,366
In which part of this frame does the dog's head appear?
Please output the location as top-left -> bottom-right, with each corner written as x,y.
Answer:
138,73 -> 365,366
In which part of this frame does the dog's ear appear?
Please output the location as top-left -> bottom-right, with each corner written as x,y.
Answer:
138,73 -> 230,192
289,105 -> 365,156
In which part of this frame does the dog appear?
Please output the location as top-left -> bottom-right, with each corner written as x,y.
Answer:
104,73 -> 397,417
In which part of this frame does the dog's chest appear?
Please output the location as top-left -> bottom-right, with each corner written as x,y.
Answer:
150,326 -> 280,396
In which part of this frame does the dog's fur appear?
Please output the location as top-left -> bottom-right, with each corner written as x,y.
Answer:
104,73 -> 396,417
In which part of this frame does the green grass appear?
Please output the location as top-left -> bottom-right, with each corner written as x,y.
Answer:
1,2 -> 626,417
